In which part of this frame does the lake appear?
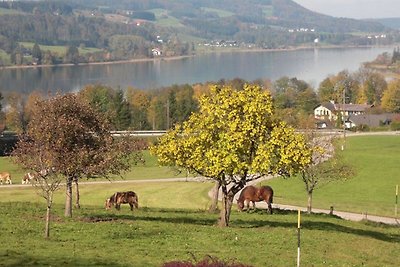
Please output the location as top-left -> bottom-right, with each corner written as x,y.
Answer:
0,46 -> 394,94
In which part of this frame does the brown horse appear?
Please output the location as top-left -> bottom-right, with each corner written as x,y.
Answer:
105,191 -> 139,211
0,172 -> 12,185
237,185 -> 273,214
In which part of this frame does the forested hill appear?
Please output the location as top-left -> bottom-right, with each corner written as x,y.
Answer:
64,0 -> 387,33
374,18 -> 400,30
0,0 -> 397,66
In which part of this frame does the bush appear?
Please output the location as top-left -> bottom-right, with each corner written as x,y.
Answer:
390,121 -> 400,131
350,124 -> 369,132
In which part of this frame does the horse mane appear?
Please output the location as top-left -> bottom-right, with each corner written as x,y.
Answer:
108,192 -> 119,204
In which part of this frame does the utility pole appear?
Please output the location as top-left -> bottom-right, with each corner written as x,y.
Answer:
166,99 -> 170,130
342,86 -> 346,151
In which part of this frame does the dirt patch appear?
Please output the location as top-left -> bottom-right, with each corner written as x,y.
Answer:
80,216 -> 118,223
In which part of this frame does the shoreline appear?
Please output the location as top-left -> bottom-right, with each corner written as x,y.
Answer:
0,44 -> 394,71
0,55 -> 194,70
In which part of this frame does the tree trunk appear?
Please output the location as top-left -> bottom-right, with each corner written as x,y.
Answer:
45,204 -> 50,238
65,177 -> 73,217
74,178 -> 80,209
208,181 -> 220,213
218,185 -> 234,227
307,191 -> 313,214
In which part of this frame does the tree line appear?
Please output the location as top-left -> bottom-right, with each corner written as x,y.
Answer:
1,67 -> 400,134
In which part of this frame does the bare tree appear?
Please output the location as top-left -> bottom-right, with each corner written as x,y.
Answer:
13,93 -> 142,218
301,131 -> 354,213
32,170 -> 63,238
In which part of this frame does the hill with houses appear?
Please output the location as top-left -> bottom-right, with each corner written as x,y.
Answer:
0,0 -> 399,67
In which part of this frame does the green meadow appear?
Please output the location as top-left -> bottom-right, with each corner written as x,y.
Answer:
149,9 -> 184,27
265,135 -> 400,218
19,42 -> 103,56
0,135 -> 399,266
200,7 -> 234,18
0,7 -> 24,15
0,150 -> 187,184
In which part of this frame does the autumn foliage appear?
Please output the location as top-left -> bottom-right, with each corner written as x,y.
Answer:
151,84 -> 311,226
12,93 -> 141,217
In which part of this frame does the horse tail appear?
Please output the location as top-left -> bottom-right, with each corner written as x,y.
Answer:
269,186 -> 274,203
265,185 -> 273,203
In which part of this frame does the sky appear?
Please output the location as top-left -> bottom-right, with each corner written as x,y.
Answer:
292,0 -> 400,19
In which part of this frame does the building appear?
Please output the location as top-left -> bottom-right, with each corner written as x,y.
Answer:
348,113 -> 398,128
151,48 -> 162,56
314,101 -> 373,128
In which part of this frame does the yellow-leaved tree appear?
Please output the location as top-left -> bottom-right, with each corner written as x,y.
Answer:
151,84 -> 312,227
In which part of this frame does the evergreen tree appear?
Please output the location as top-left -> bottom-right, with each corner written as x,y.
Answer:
32,43 -> 42,64
65,45 -> 79,64
112,89 -> 131,130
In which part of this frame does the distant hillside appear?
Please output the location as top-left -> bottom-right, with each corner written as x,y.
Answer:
269,0 -> 386,33
0,0 -> 398,66
64,0 -> 388,32
373,18 -> 400,30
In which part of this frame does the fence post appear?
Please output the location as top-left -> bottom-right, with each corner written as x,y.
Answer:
396,185 -> 398,218
297,209 -> 301,267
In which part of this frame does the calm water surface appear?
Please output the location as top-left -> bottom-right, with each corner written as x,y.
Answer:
0,46 -> 393,94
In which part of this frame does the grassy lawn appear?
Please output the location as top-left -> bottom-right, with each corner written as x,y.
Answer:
2,135 -> 399,217
0,135 -> 399,266
263,135 -> 400,218
0,182 -> 399,267
0,150 -> 189,184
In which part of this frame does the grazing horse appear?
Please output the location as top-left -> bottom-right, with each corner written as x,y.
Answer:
22,172 -> 37,184
0,172 -> 12,185
105,191 -> 139,211
237,185 -> 273,214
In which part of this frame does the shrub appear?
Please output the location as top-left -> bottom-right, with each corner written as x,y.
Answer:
390,121 -> 400,131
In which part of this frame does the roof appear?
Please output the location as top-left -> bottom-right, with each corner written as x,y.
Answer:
315,102 -> 372,112
349,113 -> 397,127
315,102 -> 335,111
335,103 -> 372,112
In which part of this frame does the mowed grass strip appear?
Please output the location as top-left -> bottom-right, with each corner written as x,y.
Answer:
264,135 -> 400,217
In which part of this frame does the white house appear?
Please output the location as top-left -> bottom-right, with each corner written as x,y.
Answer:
151,48 -> 162,56
314,101 -> 372,128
